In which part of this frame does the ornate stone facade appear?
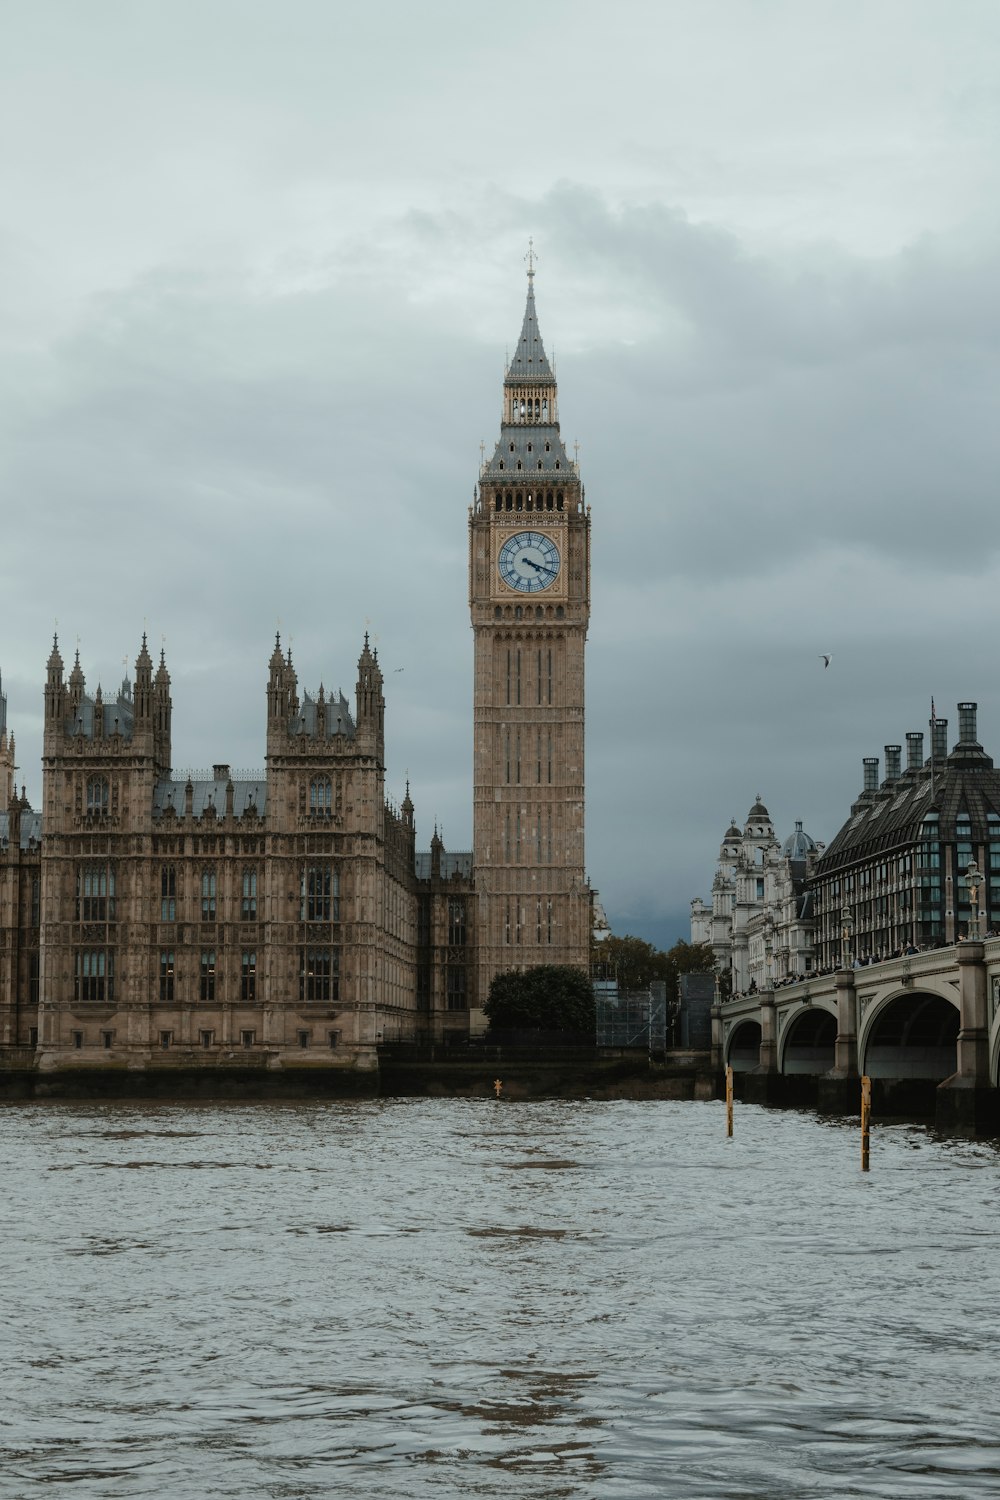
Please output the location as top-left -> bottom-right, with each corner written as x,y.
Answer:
469,265 -> 592,995
690,799 -> 820,994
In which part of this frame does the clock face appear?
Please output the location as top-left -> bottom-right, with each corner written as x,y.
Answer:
498,531 -> 561,593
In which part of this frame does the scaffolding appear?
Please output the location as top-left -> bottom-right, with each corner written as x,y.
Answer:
595,982 -> 667,1051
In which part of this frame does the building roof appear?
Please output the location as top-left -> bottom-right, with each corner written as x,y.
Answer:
414,850 -> 473,880
480,275 -> 574,481
783,820 -> 817,859
289,690 -> 355,740
65,682 -> 135,741
483,425 -> 573,477
817,748 -> 1000,872
506,276 -> 554,383
0,809 -> 42,850
153,777 -> 267,820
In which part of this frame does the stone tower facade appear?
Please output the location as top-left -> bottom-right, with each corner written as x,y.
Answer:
469,266 -> 592,998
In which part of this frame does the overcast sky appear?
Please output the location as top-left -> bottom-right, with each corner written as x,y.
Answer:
2,0 -> 999,949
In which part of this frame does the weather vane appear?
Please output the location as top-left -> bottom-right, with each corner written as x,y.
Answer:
525,237 -> 537,280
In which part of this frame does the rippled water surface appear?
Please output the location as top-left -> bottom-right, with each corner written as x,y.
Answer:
2,1097 -> 999,1498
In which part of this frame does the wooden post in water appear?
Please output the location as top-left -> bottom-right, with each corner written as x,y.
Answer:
860,1074 -> 871,1171
725,1065 -> 734,1138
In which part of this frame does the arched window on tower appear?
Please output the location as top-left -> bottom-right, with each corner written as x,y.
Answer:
86,776 -> 109,816
77,862 -> 115,921
310,777 -> 332,815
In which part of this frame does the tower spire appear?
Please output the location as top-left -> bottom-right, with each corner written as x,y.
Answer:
506,250 -> 554,383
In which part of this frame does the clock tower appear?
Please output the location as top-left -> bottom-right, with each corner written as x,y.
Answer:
470,262 -> 591,1000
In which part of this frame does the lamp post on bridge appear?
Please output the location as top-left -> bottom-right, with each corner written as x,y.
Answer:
966,860 -> 983,941
840,907 -> 854,969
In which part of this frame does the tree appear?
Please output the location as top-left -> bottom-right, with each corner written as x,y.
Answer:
593,935 -> 715,999
593,934 -> 669,992
484,964 -> 595,1034
661,940 -> 715,1003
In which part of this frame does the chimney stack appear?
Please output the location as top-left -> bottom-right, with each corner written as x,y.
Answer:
957,702 -> 978,745
863,757 -> 879,793
884,745 -> 902,783
906,732 -> 924,772
931,717 -> 948,763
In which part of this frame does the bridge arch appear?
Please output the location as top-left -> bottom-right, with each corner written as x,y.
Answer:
725,1018 -> 762,1072
777,1002 -> 837,1075
859,986 -> 960,1080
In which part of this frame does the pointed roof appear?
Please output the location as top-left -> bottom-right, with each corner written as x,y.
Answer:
506,272 -> 554,384
135,632 -> 153,679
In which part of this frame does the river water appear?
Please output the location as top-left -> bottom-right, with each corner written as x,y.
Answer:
2,1097 -> 998,1499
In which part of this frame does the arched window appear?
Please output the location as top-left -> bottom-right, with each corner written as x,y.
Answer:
86,776 -> 109,815
310,777 -> 332,814
77,863 -> 115,921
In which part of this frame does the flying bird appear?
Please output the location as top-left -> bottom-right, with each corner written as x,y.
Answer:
820,655 -> 832,669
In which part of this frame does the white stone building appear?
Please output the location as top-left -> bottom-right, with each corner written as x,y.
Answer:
691,799 -> 821,995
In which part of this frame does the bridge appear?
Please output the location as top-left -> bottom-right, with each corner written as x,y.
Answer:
715,939 -> 1000,1131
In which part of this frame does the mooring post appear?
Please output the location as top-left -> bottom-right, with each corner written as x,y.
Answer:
861,1074 -> 871,1172
725,1064 -> 734,1137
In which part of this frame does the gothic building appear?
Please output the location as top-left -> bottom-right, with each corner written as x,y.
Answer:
0,270 -> 591,1075
469,259 -> 591,996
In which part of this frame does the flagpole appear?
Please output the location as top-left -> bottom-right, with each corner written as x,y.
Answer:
930,696 -> 936,803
